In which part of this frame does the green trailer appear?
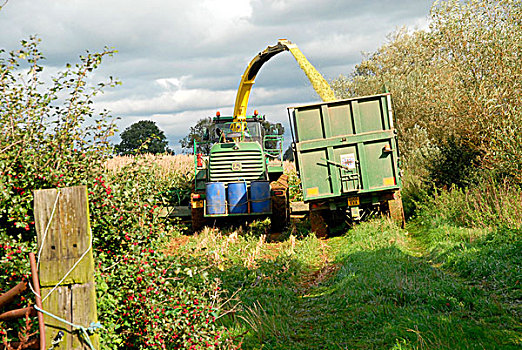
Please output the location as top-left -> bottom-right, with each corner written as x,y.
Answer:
288,93 -> 404,236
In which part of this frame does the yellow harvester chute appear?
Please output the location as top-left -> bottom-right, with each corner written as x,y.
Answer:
230,39 -> 335,134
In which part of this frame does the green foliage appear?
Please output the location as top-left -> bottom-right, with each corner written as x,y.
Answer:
331,0 -> 522,185
425,136 -> 482,189
0,237 -> 34,340
287,172 -> 302,203
413,178 -> 522,230
116,120 -> 170,155
247,218 -> 272,237
84,158 -> 233,349
0,36 -> 118,344
0,38 -> 233,349
0,35 -> 118,284
0,38 -> 118,232
284,163 -> 303,202
179,117 -> 213,154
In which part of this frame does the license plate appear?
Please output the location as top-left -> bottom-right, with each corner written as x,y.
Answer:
347,197 -> 359,206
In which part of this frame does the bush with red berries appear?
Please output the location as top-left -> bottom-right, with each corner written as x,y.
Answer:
90,161 -> 234,349
0,38 -> 236,349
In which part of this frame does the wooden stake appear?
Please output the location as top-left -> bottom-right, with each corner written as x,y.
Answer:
34,186 -> 98,350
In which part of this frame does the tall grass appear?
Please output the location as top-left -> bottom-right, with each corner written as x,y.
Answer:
106,154 -> 194,181
407,178 -> 522,324
106,154 -> 195,205
413,178 -> 522,230
168,217 -> 521,349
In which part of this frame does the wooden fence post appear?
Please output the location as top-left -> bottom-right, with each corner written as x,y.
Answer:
34,186 -> 99,350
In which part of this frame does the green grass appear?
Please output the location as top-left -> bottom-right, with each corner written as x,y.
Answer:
172,217 -> 521,349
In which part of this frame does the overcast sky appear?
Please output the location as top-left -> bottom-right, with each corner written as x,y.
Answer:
0,0 -> 433,153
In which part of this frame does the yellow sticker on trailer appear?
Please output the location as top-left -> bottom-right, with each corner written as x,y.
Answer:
306,187 -> 319,197
347,197 -> 359,206
383,177 -> 396,186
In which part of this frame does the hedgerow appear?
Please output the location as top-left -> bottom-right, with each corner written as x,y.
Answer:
0,37 -> 235,349
91,159 -> 234,349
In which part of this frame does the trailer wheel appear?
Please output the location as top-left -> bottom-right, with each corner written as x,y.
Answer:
385,190 -> 405,228
270,174 -> 289,232
310,209 -> 328,238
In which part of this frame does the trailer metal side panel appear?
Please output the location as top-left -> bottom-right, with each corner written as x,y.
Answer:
290,93 -> 401,202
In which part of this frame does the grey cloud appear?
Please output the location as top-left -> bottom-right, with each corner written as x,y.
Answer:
249,0 -> 430,25
0,0 -> 434,150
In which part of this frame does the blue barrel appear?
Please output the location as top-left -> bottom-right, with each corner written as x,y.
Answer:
228,182 -> 248,214
251,181 -> 271,213
206,182 -> 226,215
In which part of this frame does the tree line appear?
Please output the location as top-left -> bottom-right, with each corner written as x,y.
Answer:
117,117 -> 284,156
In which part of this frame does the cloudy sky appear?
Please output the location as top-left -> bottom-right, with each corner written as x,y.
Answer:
0,0 -> 433,152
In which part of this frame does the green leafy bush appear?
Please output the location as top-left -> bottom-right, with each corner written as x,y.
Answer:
0,36 -> 118,242
91,159 -> 233,349
0,38 -> 236,349
0,36 -> 118,315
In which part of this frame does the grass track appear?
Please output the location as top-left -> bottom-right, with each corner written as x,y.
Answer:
172,220 -> 521,349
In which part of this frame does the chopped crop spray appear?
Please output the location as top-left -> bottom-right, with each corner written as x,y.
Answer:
287,46 -> 336,102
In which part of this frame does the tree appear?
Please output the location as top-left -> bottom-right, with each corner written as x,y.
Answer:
283,145 -> 294,161
179,117 -> 213,154
116,120 -> 170,155
179,117 -> 284,154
